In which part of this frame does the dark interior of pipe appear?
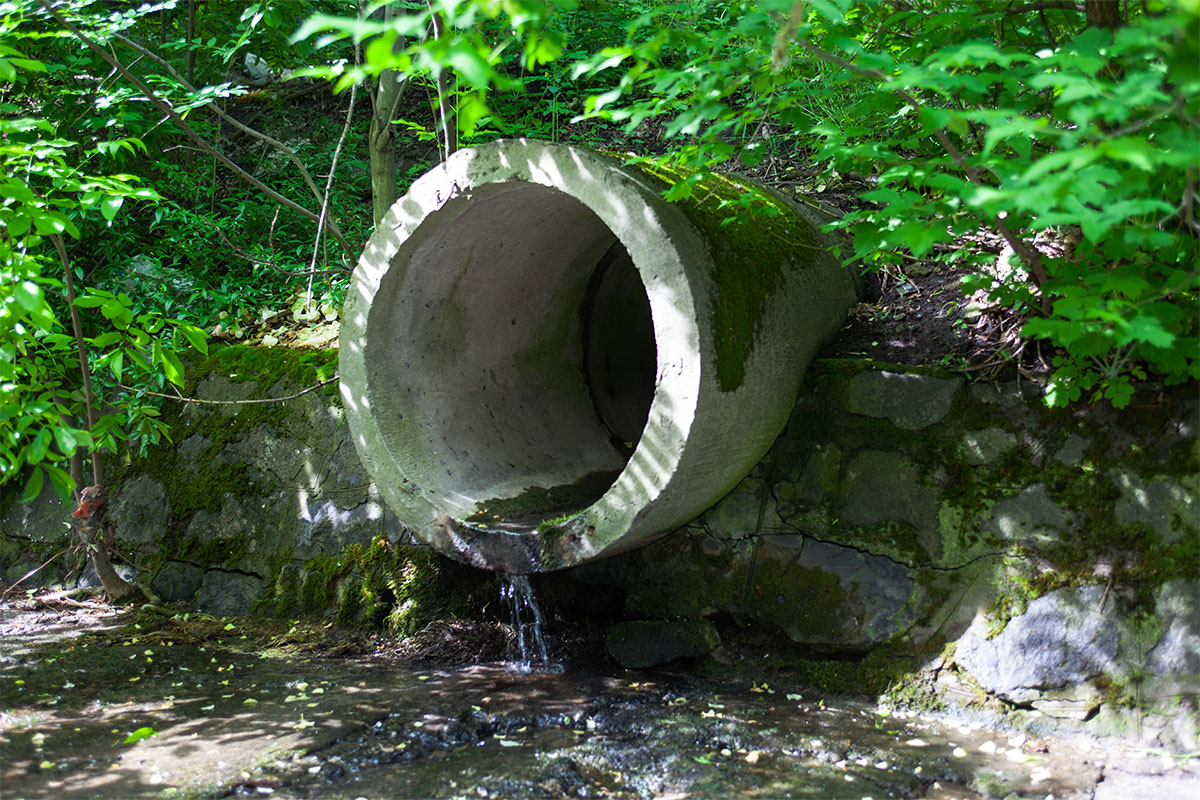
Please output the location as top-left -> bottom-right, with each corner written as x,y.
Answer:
385,185 -> 658,528
582,240 -> 657,460
482,237 -> 658,530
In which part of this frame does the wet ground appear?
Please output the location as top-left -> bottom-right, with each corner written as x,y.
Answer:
1,599 -> 1197,799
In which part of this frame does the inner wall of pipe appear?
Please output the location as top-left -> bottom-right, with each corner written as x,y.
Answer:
372,183 -> 657,521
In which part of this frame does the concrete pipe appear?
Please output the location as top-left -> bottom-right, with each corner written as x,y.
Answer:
340,139 -> 856,574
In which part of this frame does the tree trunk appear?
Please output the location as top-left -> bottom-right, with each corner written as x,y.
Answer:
369,5 -> 408,226
370,70 -> 405,225
1084,0 -> 1122,30
72,486 -> 140,603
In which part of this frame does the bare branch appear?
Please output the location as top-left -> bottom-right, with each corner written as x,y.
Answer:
120,375 -> 340,406
38,0 -> 355,256
210,215 -> 348,278
1004,1 -> 1085,13
111,33 -> 353,252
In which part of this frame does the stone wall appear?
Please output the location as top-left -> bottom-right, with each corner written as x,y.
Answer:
2,347 -> 1197,747
578,359 -> 1199,747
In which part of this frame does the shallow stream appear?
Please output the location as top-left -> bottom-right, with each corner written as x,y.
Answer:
0,601 -> 1194,799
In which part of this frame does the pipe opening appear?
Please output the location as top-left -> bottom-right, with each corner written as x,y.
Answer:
372,183 -> 656,532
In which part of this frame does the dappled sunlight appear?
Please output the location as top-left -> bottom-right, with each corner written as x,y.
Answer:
337,140 -> 852,572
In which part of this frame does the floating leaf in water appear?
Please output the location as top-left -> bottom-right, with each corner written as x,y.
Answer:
498,739 -> 522,748
745,750 -> 761,764
692,755 -> 713,765
294,716 -> 314,730
122,727 -> 157,744
39,760 -> 55,770
31,732 -> 45,746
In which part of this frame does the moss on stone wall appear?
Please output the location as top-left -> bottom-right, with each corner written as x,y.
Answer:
121,344 -> 339,574
266,534 -> 493,636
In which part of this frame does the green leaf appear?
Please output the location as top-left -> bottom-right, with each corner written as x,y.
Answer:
91,331 -> 122,348
100,195 -> 124,223
14,280 -> 42,312
445,41 -> 493,90
33,211 -> 80,238
52,426 -> 79,455
44,464 -> 75,504
29,427 -> 51,464
1128,316 -> 1175,349
161,348 -> 185,388
73,295 -> 107,308
175,323 -> 209,355
121,727 -> 157,745
21,468 -> 44,503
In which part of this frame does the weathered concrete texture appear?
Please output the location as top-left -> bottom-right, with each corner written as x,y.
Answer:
339,139 -> 858,573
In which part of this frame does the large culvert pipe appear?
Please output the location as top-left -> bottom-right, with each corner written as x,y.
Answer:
340,140 -> 856,574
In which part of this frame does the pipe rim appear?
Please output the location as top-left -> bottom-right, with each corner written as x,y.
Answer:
341,140 -> 708,573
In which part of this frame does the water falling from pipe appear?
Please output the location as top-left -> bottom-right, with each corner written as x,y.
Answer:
499,575 -> 557,672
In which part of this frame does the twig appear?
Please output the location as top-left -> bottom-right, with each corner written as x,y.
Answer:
427,5 -> 456,161
1098,575 -> 1115,612
209,213 -> 348,277
38,0 -> 355,256
112,33 -> 353,252
0,548 -> 71,600
305,51 -> 359,306
51,234 -> 101,486
118,375 -> 339,406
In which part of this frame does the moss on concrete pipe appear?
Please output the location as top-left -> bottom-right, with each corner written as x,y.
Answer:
340,139 -> 856,574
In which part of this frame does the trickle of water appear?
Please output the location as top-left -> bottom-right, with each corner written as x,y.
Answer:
500,575 -> 557,672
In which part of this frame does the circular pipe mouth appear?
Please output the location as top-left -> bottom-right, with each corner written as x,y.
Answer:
341,140 -> 856,574
369,183 -> 657,531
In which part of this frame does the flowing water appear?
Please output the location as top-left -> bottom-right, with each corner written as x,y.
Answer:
500,575 -> 554,672
1,600 -> 1196,799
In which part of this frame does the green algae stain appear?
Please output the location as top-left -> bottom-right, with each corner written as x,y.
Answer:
624,159 -> 822,392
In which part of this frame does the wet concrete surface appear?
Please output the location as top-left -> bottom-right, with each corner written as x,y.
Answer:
1,601 -> 1197,799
